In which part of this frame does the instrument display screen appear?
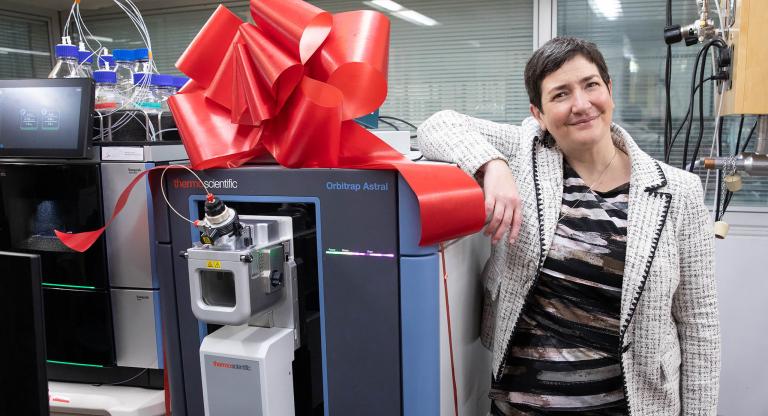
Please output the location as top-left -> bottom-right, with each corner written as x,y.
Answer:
0,78 -> 93,159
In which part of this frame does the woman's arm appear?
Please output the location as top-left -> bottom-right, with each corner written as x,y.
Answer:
673,177 -> 720,415
416,110 -> 525,244
416,109 -> 523,177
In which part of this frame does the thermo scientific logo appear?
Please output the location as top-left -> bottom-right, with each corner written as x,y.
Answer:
212,360 -> 251,371
172,178 -> 238,189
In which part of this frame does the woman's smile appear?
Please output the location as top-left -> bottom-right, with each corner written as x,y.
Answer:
568,113 -> 600,128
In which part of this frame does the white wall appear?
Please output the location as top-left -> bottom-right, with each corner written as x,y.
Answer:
714,210 -> 768,415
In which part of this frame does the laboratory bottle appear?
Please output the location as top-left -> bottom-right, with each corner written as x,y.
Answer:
133,73 -> 162,113
77,50 -> 94,77
98,54 -> 114,70
153,74 -> 175,112
133,48 -> 152,74
93,70 -> 123,111
48,44 -> 87,79
113,49 -> 135,96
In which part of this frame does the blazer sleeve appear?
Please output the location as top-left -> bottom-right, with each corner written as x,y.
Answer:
416,109 -> 524,177
672,176 -> 720,415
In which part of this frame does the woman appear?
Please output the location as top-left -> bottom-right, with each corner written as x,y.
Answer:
417,37 -> 719,415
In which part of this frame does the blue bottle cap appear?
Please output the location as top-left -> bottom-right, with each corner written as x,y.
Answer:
98,54 -> 114,68
77,50 -> 93,64
172,76 -> 190,89
113,49 -> 135,62
152,74 -> 174,87
93,70 -> 117,84
55,44 -> 78,59
133,48 -> 149,60
133,72 -> 153,85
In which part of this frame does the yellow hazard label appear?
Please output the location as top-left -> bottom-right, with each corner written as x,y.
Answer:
206,260 -> 222,269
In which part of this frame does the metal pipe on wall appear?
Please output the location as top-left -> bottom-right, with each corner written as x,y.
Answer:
756,115 -> 768,155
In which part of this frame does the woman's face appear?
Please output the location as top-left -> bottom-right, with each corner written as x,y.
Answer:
530,55 -> 614,150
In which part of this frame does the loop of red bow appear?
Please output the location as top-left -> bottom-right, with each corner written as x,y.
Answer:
166,0 -> 485,246
56,0 -> 484,252
170,2 -> 392,169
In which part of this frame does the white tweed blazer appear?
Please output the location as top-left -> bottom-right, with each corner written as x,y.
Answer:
417,110 -> 720,416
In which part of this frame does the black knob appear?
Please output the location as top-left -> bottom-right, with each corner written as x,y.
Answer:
664,25 -> 682,45
204,195 -> 226,218
684,35 -> 699,46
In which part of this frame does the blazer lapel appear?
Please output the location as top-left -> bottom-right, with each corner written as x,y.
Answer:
612,125 -> 672,346
531,136 -> 563,267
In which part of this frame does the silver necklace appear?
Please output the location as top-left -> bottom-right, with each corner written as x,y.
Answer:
557,147 -> 619,224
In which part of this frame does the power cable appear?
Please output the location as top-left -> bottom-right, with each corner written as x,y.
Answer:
665,75 -> 715,162
740,118 -> 758,153
378,115 -> 418,139
663,0 -> 673,159
688,42 -> 719,172
714,117 -> 723,220
679,39 -> 726,169
97,368 -> 148,387
378,115 -> 417,130
377,118 -> 399,131
734,115 -> 745,157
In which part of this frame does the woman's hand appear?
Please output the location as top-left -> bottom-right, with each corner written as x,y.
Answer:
480,159 -> 522,245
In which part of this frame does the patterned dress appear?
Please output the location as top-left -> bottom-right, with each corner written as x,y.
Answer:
490,161 -> 630,415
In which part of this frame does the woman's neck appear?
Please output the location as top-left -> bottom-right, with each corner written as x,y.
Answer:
559,137 -> 631,191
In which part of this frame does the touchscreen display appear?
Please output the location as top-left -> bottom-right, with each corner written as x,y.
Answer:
0,79 -> 92,158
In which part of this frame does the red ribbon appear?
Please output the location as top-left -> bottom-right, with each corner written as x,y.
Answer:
55,167 -> 163,252
56,0 -> 484,252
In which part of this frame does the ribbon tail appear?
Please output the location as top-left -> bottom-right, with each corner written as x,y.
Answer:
56,166 -> 184,252
54,228 -> 107,254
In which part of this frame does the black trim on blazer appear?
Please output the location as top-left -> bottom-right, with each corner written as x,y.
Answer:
643,161 -> 669,192
620,161 -> 671,342
539,131 -> 556,148
618,162 -> 672,416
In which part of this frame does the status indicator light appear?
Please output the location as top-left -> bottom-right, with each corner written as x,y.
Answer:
46,359 -> 103,368
42,283 -> 96,290
325,248 -> 395,258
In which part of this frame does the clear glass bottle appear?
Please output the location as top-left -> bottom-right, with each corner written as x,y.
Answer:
98,54 -> 114,71
112,49 -> 135,96
133,48 -> 152,74
93,70 -> 123,111
77,50 -> 94,78
153,74 -> 175,112
132,73 -> 162,113
48,44 -> 87,79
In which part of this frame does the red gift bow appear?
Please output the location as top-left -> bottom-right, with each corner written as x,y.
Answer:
56,0 -> 484,252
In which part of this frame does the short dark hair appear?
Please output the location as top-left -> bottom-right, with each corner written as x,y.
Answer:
524,36 -> 611,112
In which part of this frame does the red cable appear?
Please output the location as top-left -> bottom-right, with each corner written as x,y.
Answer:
440,244 -> 460,416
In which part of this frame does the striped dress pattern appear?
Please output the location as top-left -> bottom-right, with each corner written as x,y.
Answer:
491,162 -> 630,415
